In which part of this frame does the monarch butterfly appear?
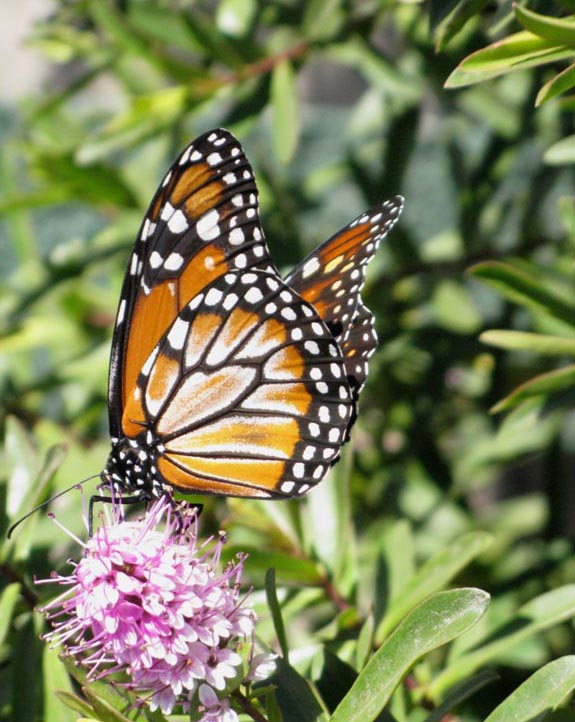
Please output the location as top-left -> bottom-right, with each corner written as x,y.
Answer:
103,129 -> 403,503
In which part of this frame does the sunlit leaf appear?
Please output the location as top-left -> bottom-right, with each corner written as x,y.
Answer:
514,6 -> 575,47
429,586 -> 575,699
536,62 -> 575,105
483,656 -> 575,722
271,59 -> 300,164
445,31 -> 573,88
332,588 -> 489,722
544,134 -> 575,165
377,532 -> 492,642
480,330 -> 575,356
469,261 -> 575,329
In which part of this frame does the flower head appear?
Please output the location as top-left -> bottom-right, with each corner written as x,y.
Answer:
38,495 -> 272,718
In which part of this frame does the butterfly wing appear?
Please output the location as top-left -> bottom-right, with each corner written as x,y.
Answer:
108,129 -> 276,441
106,271 -> 354,498
284,196 -> 404,397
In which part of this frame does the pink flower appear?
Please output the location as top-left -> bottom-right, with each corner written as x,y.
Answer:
37,495 -> 272,718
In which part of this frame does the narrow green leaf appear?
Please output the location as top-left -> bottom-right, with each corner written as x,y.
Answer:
491,365 -> 575,413
514,6 -> 575,47
82,686 -> 134,722
88,0 -> 166,72
445,31 -> 573,88
355,614 -> 375,671
303,0 -> 345,41
271,60 -> 300,165
429,585 -> 575,699
434,0 -> 492,52
376,532 -> 492,642
536,62 -> 575,105
424,670 -> 500,722
42,646 -> 76,722
227,547 -> 323,585
0,584 -> 21,647
544,134 -> 575,165
53,690 -> 97,718
480,330 -> 575,356
381,520 -> 416,609
268,657 -> 326,722
265,687 -> 283,722
469,261 -> 575,329
5,416 -> 39,518
332,588 -> 490,722
484,656 -> 575,722
265,568 -> 289,659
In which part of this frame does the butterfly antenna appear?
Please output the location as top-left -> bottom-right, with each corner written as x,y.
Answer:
6,473 -> 101,539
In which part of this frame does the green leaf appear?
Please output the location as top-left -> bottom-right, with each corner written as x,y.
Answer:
265,568 -> 290,659
544,134 -> 575,165
42,646 -> 76,722
271,59 -> 300,165
332,588 -> 490,722
4,416 -> 39,519
434,0 -> 492,52
216,0 -> 257,37
53,690 -> 98,719
355,614 -> 375,671
82,686 -> 135,722
445,31 -> 574,88
429,585 -> 575,699
303,0 -> 345,41
514,6 -> 575,47
268,657 -> 326,722
230,547 -> 323,585
484,656 -> 575,722
491,365 -> 575,413
76,86 -> 190,164
469,261 -> 575,329
480,330 -> 575,356
536,62 -> 575,105
423,670 -> 500,722
0,584 -> 21,647
432,280 -> 482,334
376,532 -> 492,642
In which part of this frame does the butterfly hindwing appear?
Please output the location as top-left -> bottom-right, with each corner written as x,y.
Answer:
109,130 -> 275,438
285,196 -> 404,396
107,271 -> 354,499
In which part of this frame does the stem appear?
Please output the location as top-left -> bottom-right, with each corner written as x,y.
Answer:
322,575 -> 351,613
0,563 -> 38,608
232,689 -> 269,722
218,41 -> 309,85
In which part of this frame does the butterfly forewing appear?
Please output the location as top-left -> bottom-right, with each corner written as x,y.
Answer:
106,271 -> 354,499
108,129 -> 275,438
285,196 -> 404,396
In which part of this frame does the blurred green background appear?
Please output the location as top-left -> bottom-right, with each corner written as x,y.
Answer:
0,2 -> 574,721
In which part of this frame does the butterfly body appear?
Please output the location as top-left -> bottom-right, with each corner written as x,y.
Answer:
102,129 -> 403,503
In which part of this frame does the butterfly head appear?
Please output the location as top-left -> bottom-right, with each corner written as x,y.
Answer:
103,432 -> 166,500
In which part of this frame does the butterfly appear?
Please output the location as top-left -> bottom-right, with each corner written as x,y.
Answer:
103,129 -> 403,503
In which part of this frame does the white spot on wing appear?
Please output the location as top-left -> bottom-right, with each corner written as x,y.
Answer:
117,299 -> 126,324
167,209 -> 189,233
167,317 -> 189,350
229,228 -> 244,245
205,287 -> 223,306
160,201 -> 175,221
196,209 -> 220,241
302,257 -> 320,278
150,251 -> 163,269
